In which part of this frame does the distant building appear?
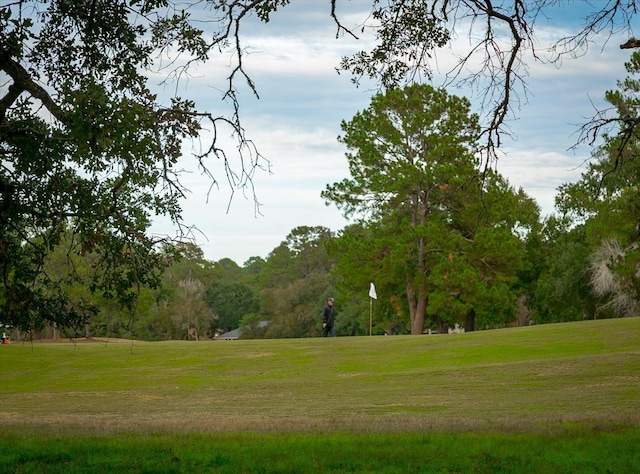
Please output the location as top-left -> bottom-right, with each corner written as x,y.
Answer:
216,321 -> 269,340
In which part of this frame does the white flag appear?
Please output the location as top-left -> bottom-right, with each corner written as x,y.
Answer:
369,282 -> 377,299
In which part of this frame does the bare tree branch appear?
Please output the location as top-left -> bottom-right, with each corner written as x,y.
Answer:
0,52 -> 69,124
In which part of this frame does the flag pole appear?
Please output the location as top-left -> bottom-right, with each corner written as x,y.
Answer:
369,297 -> 372,336
368,282 -> 377,336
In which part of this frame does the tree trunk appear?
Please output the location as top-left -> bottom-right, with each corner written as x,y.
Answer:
407,283 -> 427,334
465,308 -> 475,332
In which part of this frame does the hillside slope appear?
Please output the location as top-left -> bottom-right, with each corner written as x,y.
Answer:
2,318 -> 639,433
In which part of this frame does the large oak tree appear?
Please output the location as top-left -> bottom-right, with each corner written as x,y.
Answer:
0,1 -> 264,331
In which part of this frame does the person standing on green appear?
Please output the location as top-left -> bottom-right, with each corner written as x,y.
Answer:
322,297 -> 336,337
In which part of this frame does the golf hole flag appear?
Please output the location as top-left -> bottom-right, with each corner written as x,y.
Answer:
369,282 -> 377,299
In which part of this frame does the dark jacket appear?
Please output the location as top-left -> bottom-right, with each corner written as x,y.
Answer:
322,304 -> 335,327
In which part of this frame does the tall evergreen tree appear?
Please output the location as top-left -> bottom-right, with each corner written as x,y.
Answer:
324,84 -> 539,334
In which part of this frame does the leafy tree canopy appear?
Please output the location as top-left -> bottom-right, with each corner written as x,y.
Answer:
0,1 -> 263,330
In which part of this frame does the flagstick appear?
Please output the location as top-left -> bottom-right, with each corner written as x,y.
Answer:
369,297 -> 372,336
368,282 -> 377,336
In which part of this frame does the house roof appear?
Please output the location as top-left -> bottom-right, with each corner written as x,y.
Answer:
217,328 -> 242,340
216,321 -> 269,340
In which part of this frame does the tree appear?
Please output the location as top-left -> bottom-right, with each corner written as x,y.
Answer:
171,277 -> 215,340
0,1 -> 264,331
532,219 -> 596,324
40,228 -> 159,339
258,226 -> 335,288
327,222 -> 412,335
148,242 -> 216,339
425,174 -> 539,331
263,272 -> 335,338
324,83 -> 480,334
206,278 -> 259,333
556,52 -> 640,317
258,226 -> 338,337
324,84 -> 538,334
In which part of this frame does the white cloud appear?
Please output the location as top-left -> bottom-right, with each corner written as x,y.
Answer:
148,2 -> 635,264
499,150 -> 589,215
151,118 -> 354,263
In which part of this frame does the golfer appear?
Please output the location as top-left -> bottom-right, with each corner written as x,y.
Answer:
322,297 -> 336,337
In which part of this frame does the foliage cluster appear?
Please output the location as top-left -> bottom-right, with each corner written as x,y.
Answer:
0,0 -> 267,333
1,225 -> 338,341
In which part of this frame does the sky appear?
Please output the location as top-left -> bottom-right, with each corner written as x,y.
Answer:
148,1 -> 636,265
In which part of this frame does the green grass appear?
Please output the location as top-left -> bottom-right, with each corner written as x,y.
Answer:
1,318 -> 639,472
3,430 -> 640,473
